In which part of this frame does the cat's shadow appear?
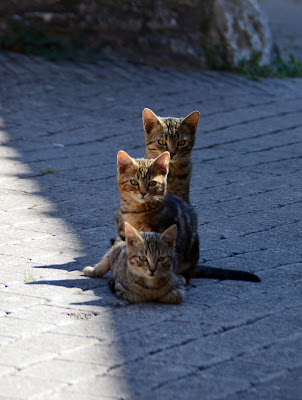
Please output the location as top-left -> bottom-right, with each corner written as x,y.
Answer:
32,259 -> 84,272
27,265 -> 127,307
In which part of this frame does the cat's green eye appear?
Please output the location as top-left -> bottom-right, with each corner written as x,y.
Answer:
139,256 -> 147,262
148,180 -> 157,187
178,139 -> 186,146
130,179 -> 139,186
158,139 -> 166,146
158,257 -> 165,262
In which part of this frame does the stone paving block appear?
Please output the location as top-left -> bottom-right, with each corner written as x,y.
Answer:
147,370 -> 249,400
0,335 -> 15,346
148,337 -> 232,368
242,332 -> 302,370
32,389 -> 116,400
19,358 -> 108,384
224,127 -> 302,153
0,332 -> 99,369
0,364 -> 16,378
222,366 -> 302,400
107,319 -> 213,359
107,359 -> 197,389
36,391 -> 114,400
6,304 -> 104,328
180,297 -> 270,328
254,262 -> 302,284
0,374 -> 66,400
190,279 -> 302,312
57,374 -> 145,400
0,316 -> 55,341
194,99 -> 302,133
0,291 -> 47,314
53,302 -> 185,340
196,120 -> 302,161
58,342 -> 132,368
200,358 -> 284,383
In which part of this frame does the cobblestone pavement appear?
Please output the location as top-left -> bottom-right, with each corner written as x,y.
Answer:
0,50 -> 302,400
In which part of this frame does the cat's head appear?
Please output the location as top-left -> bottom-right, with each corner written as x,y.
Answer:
117,150 -> 170,204
125,222 -> 177,278
142,108 -> 200,164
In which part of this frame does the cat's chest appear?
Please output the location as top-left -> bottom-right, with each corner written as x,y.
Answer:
122,212 -> 157,232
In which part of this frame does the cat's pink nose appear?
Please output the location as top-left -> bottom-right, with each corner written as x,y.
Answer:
140,191 -> 147,197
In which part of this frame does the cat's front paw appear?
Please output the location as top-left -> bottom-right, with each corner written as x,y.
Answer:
159,287 -> 184,304
115,282 -> 126,297
83,266 -> 96,277
172,288 -> 184,304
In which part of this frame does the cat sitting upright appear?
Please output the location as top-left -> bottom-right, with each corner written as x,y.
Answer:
114,150 -> 200,284
143,108 -> 200,203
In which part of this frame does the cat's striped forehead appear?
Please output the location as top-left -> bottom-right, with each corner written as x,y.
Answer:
135,158 -> 153,178
160,117 -> 183,138
142,231 -> 161,253
136,231 -> 170,254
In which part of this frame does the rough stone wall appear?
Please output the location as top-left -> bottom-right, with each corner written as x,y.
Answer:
209,0 -> 272,66
0,0 -> 271,67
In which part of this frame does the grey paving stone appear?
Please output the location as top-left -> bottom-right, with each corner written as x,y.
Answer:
242,332 -> 302,370
146,371 -> 249,400
222,366 -> 302,400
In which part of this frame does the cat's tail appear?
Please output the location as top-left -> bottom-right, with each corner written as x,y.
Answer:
193,265 -> 261,282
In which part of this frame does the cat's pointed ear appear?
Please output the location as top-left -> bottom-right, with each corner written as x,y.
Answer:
153,151 -> 170,175
182,110 -> 200,133
117,150 -> 134,173
142,108 -> 162,134
160,224 -> 177,248
125,222 -> 144,247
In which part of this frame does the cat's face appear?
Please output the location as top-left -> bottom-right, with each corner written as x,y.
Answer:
125,222 -> 177,278
143,108 -> 200,164
117,150 -> 169,204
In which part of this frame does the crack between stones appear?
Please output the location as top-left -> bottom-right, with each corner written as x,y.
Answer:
205,111 -> 302,133
151,325 -> 302,394
198,201 -> 302,227
106,337 -> 197,374
195,123 -> 302,151
238,219 -> 300,238
242,140 -> 302,155
196,100 -> 276,119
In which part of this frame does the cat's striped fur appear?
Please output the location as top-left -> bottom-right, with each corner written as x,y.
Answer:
83,223 -> 184,304
115,150 -> 199,283
142,110 -> 260,283
143,108 -> 200,203
114,150 -> 260,283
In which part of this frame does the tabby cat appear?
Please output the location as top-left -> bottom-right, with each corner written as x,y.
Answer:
114,150 -> 260,283
83,222 -> 184,304
143,108 -> 200,203
114,150 -> 200,283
